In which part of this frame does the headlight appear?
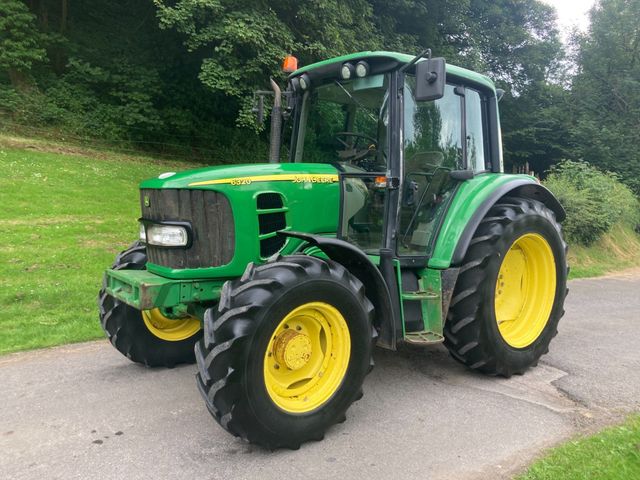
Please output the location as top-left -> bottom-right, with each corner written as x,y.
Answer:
355,61 -> 369,78
142,223 -> 189,247
299,74 -> 311,90
139,222 -> 147,243
340,63 -> 354,80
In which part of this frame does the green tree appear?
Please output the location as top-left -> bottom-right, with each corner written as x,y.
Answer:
370,0 -> 467,56
154,0 -> 381,125
0,0 -> 583,170
0,0 -> 46,89
570,0 -> 640,193
500,81 -> 574,175
462,0 -> 564,91
455,1 -> 569,174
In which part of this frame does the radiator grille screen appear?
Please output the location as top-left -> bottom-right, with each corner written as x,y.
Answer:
141,189 -> 235,269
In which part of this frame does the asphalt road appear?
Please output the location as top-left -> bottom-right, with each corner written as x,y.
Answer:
2,272 -> 639,480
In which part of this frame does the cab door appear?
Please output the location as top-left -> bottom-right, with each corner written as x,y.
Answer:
398,79 -> 490,258
396,76 -> 491,338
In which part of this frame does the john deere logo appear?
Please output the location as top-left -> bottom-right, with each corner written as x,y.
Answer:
144,195 -> 150,207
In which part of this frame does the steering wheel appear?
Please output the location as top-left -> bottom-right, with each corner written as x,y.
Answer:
335,132 -> 378,162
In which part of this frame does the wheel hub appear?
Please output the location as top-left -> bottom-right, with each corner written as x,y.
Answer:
273,329 -> 312,370
142,308 -> 201,342
263,302 -> 351,413
494,233 -> 556,348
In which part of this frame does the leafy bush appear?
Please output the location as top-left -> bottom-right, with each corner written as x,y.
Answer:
544,160 -> 640,245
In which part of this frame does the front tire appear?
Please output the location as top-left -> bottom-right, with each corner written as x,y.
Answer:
444,197 -> 568,377
98,242 -> 202,367
195,255 -> 375,449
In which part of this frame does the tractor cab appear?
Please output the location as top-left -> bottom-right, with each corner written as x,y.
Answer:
282,52 -> 501,257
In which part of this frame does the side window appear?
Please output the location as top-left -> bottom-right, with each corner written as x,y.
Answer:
465,89 -> 488,171
404,81 -> 463,171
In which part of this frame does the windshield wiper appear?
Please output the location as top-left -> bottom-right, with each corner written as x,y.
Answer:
334,81 -> 378,123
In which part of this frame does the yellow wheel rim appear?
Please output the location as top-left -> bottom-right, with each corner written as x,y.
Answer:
263,302 -> 351,413
495,233 -> 556,348
142,308 -> 201,342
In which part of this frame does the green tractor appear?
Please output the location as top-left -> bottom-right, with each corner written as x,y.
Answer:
99,50 -> 568,449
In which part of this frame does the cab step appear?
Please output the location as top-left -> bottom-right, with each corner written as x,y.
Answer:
404,330 -> 444,345
401,290 -> 439,301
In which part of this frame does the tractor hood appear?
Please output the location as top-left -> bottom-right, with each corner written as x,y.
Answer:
140,162 -> 340,190
138,162 -> 343,280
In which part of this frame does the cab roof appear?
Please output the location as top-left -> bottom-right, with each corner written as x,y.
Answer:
290,51 -> 495,92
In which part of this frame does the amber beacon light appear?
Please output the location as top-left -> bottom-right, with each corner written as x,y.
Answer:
282,55 -> 298,73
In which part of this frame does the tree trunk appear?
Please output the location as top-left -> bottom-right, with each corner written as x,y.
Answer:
52,0 -> 69,74
8,69 -> 33,92
60,0 -> 68,34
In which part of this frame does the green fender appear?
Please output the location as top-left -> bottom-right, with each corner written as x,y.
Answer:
429,173 -> 565,269
281,231 -> 397,350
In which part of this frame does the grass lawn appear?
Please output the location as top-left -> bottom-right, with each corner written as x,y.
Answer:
0,142 -> 193,354
519,415 -> 640,480
567,224 -> 640,279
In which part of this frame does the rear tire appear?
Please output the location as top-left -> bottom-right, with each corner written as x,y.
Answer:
98,242 -> 202,367
195,255 -> 375,449
444,197 -> 568,377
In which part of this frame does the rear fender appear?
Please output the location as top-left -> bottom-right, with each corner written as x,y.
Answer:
429,175 -> 565,269
451,181 -> 565,266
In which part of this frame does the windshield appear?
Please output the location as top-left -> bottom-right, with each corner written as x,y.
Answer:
292,74 -> 390,172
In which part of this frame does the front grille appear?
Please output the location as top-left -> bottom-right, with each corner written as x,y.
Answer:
257,192 -> 284,209
258,212 -> 286,234
141,189 -> 235,269
257,192 -> 287,257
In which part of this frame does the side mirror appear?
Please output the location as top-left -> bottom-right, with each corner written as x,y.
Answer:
415,57 -> 446,102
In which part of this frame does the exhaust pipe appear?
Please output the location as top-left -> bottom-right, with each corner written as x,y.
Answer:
269,78 -> 282,163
